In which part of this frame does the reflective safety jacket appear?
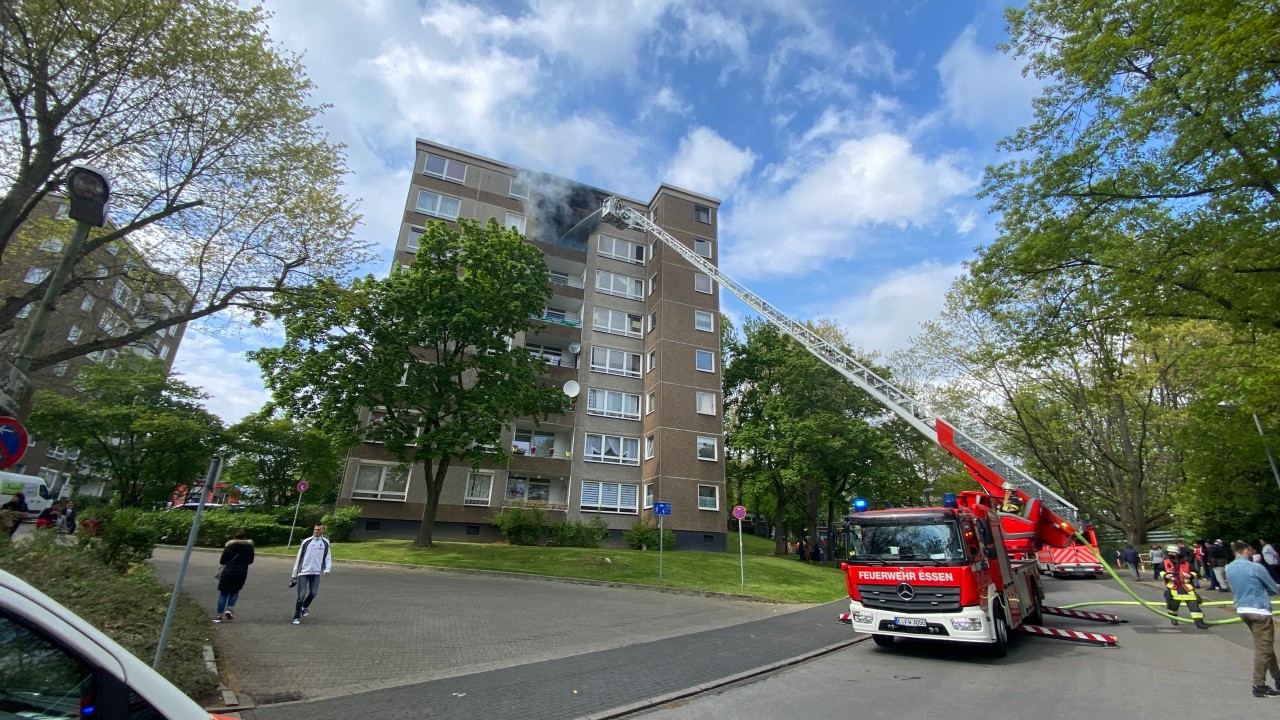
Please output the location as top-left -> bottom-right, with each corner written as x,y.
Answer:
1161,558 -> 1199,598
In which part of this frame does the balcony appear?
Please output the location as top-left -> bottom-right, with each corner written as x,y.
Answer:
533,311 -> 581,328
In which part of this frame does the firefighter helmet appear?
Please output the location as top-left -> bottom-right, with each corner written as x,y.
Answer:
1165,544 -> 1179,555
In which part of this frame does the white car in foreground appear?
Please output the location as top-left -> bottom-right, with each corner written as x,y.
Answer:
0,569 -> 230,720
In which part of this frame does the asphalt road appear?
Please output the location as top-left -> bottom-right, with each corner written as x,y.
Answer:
632,574 -> 1270,720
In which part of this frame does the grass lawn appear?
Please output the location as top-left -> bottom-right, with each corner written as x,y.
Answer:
257,531 -> 848,604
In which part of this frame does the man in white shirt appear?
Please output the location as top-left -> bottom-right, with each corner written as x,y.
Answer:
291,524 -> 332,625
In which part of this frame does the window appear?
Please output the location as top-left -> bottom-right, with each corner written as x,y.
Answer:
505,212 -> 526,235
52,361 -> 68,377
509,176 -> 529,199
24,268 -> 49,284
406,226 -> 425,253
645,434 -> 655,459
647,311 -> 656,333
694,204 -> 711,223
644,483 -> 655,509
16,305 -> 30,319
0,614 -> 96,720
694,237 -> 713,258
649,241 -> 657,261
66,325 -> 81,342
698,484 -> 719,510
587,388 -> 641,420
593,308 -> 642,337
697,436 -> 718,461
646,391 -> 655,415
696,391 -> 716,415
39,239 -> 63,253
595,270 -> 643,300
351,463 -> 410,501
159,345 -> 170,360
598,234 -> 644,265
590,346 -> 641,378
423,153 -> 467,183
695,349 -> 714,372
647,274 -> 657,296
647,349 -> 656,371
80,295 -> 94,312
694,273 -> 712,294
584,433 -> 640,465
694,310 -> 714,332
513,429 -> 556,456
464,472 -> 493,506
580,480 -> 639,514
415,189 -> 461,220
506,475 -> 551,503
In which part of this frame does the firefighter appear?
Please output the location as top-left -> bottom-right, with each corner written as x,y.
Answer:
1161,544 -> 1208,629
999,482 -> 1025,514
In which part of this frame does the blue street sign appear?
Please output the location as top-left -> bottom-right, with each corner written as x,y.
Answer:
653,502 -> 671,516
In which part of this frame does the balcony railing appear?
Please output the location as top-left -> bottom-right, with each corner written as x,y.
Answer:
501,499 -> 569,512
533,312 -> 581,328
550,274 -> 585,290
533,354 -> 577,369
535,234 -> 587,252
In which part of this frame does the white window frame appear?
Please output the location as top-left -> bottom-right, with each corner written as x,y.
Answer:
66,325 -> 81,342
644,483 -> 655,509
598,234 -> 645,265
80,295 -> 94,312
697,484 -> 719,510
595,270 -> 644,300
694,237 -> 713,258
583,433 -> 640,466
423,153 -> 467,183
590,346 -> 641,378
579,480 -> 639,514
694,204 -> 711,224
505,475 -> 552,503
695,350 -> 715,373
644,434 -> 655,460
16,305 -> 31,319
647,311 -> 656,334
592,307 -> 642,338
416,189 -> 461,220
648,274 -> 657,296
513,428 -> 556,456
24,268 -> 49,284
39,239 -> 63,253
406,226 -> 425,253
587,388 -> 641,420
464,472 -> 493,506
694,273 -> 712,294
697,436 -> 718,462
696,391 -> 716,415
646,391 -> 655,415
505,212 -> 526,235
351,462 -> 410,501
694,310 -> 714,332
647,350 -> 657,372
509,176 -> 529,200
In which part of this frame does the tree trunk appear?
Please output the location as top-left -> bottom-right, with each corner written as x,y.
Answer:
772,471 -> 788,556
413,457 -> 451,548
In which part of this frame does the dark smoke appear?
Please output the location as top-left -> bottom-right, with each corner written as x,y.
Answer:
524,172 -> 602,249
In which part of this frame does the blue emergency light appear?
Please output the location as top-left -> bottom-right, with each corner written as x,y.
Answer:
852,497 -> 869,512
942,492 -> 958,508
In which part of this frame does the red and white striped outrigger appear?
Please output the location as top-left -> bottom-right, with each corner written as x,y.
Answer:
1019,624 -> 1118,646
1042,606 -> 1124,624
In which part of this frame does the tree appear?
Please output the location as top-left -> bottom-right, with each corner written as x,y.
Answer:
224,410 -> 347,507
0,0 -> 368,370
978,0 -> 1280,342
25,357 -> 223,507
252,219 -> 567,548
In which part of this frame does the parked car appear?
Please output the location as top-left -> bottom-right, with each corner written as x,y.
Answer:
0,568 -> 233,719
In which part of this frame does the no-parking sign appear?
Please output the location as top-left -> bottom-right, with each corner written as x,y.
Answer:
0,417 -> 29,470
297,480 -> 310,493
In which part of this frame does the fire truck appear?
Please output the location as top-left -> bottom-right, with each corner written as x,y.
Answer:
599,197 -> 1103,656
1037,527 -> 1104,579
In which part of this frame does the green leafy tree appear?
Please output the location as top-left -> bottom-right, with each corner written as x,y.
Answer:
0,0 -> 367,370
252,219 -> 566,547
25,357 -> 223,507
224,410 -> 348,507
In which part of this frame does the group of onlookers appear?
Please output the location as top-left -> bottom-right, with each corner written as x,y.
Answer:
791,536 -> 827,562
0,493 -> 76,536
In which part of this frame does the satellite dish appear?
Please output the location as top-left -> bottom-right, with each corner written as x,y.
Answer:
568,341 -> 582,354
563,380 -> 580,398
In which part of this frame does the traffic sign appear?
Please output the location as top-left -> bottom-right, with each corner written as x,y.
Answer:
0,416 -> 29,470
296,480 -> 310,493
653,502 -> 671,516
732,505 -> 746,520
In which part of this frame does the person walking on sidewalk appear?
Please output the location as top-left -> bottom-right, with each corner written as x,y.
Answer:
1210,539 -> 1232,591
1224,541 -> 1280,698
1161,544 -> 1208,629
214,530 -> 254,623
1150,545 -> 1166,580
1122,544 -> 1142,581
291,524 -> 331,625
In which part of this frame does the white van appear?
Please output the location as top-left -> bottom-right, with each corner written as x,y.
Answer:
0,471 -> 53,519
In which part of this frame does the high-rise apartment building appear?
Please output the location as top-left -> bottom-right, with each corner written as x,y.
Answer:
338,139 -> 727,550
0,195 -> 190,497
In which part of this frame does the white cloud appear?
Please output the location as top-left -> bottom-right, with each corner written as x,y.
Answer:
663,127 -> 756,200
820,261 -> 964,355
937,25 -> 1039,133
171,330 -> 273,426
723,133 -> 977,279
647,86 -> 692,117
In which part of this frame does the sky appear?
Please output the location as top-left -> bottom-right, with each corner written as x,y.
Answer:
174,0 -> 1040,424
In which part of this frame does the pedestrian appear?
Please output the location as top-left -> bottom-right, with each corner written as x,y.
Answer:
1260,538 -> 1280,582
34,502 -> 62,531
1224,541 -> 1280,698
1122,544 -> 1142,581
1,492 -> 27,537
1210,539 -> 1232,591
62,500 -> 76,535
214,530 -> 254,624
290,524 -> 331,625
1161,544 -> 1208,630
1150,545 -> 1166,580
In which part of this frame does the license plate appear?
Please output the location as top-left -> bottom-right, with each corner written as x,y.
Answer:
894,617 -> 927,627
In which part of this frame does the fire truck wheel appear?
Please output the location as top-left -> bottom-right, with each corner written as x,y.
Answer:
988,611 -> 1009,658
871,634 -> 896,648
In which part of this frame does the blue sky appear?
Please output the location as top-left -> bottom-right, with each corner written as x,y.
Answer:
175,0 -> 1040,423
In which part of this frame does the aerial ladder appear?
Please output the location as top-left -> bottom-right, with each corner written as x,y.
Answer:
599,197 -> 1082,554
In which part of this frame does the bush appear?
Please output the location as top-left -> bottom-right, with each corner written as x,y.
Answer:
273,503 -> 329,529
97,508 -> 159,571
624,521 -> 676,551
320,505 -> 361,542
490,504 -> 545,545
546,515 -> 610,548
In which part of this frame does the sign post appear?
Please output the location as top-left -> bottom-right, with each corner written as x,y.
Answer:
286,480 -> 310,549
733,505 -> 747,589
154,453 -> 221,669
653,502 -> 671,580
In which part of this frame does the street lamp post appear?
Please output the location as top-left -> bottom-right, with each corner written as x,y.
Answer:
13,167 -> 111,375
1252,413 -> 1280,494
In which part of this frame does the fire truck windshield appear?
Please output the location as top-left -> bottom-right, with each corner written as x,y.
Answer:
844,517 -> 968,564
